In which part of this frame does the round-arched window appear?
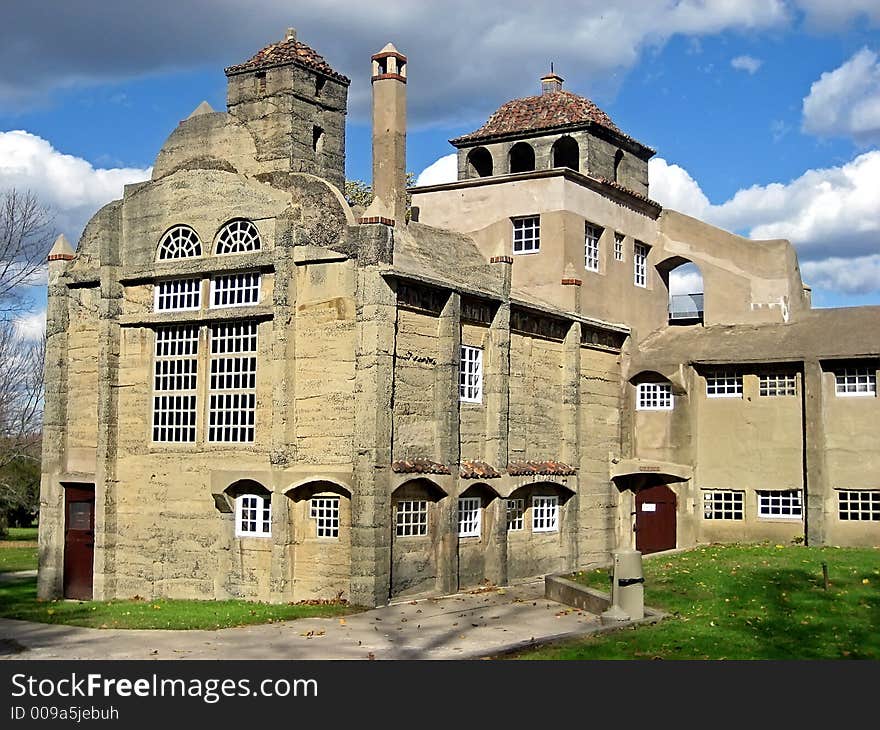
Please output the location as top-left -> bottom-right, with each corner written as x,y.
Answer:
215,219 -> 261,255
157,225 -> 202,260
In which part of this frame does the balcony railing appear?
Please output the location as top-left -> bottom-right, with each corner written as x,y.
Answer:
669,293 -> 704,322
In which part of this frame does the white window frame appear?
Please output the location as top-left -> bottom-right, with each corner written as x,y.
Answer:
395,500 -> 428,536
834,367 -> 876,397
532,495 -> 559,533
157,225 -> 202,260
705,370 -> 743,398
584,222 -> 602,272
636,382 -> 673,411
235,494 -> 271,537
614,232 -> 625,262
506,498 -> 525,531
838,490 -> 880,521
757,490 -> 803,520
153,278 -> 201,312
512,215 -> 540,254
634,242 -> 648,287
310,496 -> 340,538
152,325 -> 199,443
210,272 -> 262,309
215,219 -> 261,255
759,373 -> 797,397
208,321 -> 258,443
459,345 -> 483,403
703,490 -> 744,520
458,496 -> 482,538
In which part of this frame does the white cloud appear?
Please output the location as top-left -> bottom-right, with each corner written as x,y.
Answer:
13,309 -> 46,341
669,266 -> 704,295
650,151 -> 880,294
415,154 -> 457,187
0,130 -> 151,244
730,55 -> 762,74
802,48 -> 880,145
792,0 -> 880,28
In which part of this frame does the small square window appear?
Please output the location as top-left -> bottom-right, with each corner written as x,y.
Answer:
506,498 -> 525,531
458,496 -> 482,537
459,345 -> 483,403
235,494 -> 271,537
636,383 -> 673,410
310,496 -> 340,538
396,500 -> 428,536
532,495 -> 559,532
702,490 -> 743,520
512,215 -> 540,254
705,370 -> 742,398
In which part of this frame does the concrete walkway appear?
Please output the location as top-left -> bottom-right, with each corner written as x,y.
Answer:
0,580 -> 628,660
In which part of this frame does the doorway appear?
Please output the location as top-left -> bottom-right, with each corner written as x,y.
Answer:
63,484 -> 95,600
635,484 -> 676,554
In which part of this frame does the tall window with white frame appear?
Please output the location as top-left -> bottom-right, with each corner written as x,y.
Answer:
152,325 -> 199,443
458,497 -> 481,538
506,498 -> 525,531
584,222 -> 602,272
633,242 -> 648,287
512,215 -> 540,254
235,493 -> 271,537
459,345 -> 483,403
532,495 -> 559,532
310,496 -> 340,538
614,232 -> 625,262
209,321 -> 258,443
636,382 -> 673,410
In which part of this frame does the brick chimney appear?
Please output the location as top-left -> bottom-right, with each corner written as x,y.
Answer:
362,43 -> 407,225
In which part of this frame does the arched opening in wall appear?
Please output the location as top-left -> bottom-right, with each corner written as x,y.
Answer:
508,142 -> 536,174
551,136 -> 579,171
312,125 -> 325,154
390,479 -> 447,600
456,483 -> 501,591
466,147 -> 493,178
614,149 -> 624,183
285,479 -> 352,602
506,482 -> 575,581
657,257 -> 704,325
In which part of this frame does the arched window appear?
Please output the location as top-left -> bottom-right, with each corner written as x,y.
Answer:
157,225 -> 202,260
509,142 -> 536,174
552,136 -> 579,171
215,219 -> 261,255
466,147 -> 493,178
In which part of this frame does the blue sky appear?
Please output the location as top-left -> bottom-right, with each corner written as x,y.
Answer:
2,0 -> 880,334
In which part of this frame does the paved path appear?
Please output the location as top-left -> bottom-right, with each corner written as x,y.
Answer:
0,580 -> 621,660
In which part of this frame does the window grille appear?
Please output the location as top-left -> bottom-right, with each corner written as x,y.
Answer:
208,321 -> 257,443
157,226 -> 202,260
154,278 -> 201,312
152,325 -> 199,442
512,216 -> 540,254
459,345 -> 483,403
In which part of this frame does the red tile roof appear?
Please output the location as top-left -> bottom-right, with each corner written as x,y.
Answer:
507,460 -> 576,477
225,37 -> 350,84
391,459 -> 451,475
451,90 -> 652,153
460,461 -> 502,479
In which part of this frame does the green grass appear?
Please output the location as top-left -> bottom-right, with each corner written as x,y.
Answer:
0,546 -> 38,573
516,543 -> 880,660
4,527 -> 38,542
0,577 -> 358,629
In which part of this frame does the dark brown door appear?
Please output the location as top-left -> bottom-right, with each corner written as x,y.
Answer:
635,485 -> 676,554
63,485 -> 95,600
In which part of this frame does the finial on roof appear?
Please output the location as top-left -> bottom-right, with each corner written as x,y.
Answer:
540,66 -> 564,95
285,27 -> 297,43
48,233 -> 75,262
187,100 -> 214,119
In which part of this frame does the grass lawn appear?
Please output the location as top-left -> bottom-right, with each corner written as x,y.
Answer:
0,546 -> 38,573
0,577 -> 358,630
515,543 -> 880,660
4,527 -> 38,542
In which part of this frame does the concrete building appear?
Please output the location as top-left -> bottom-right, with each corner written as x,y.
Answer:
38,29 -> 879,607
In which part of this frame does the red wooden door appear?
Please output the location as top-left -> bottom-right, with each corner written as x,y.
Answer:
635,485 -> 676,555
63,485 -> 95,600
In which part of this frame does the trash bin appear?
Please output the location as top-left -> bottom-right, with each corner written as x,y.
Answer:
611,549 -> 644,620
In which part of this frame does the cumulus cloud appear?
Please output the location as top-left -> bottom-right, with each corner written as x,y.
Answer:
730,55 -> 762,74
415,154 -> 457,187
802,48 -> 880,145
0,1 -> 792,126
792,0 -> 880,28
650,152 -> 880,293
0,130 -> 150,243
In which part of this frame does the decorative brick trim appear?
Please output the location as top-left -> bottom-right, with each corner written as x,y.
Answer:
371,73 -> 407,84
561,278 -> 582,286
47,253 -> 75,262
490,255 -> 514,264
358,216 -> 395,226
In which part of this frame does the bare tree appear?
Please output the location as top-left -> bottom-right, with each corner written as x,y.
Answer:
0,188 -> 55,315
